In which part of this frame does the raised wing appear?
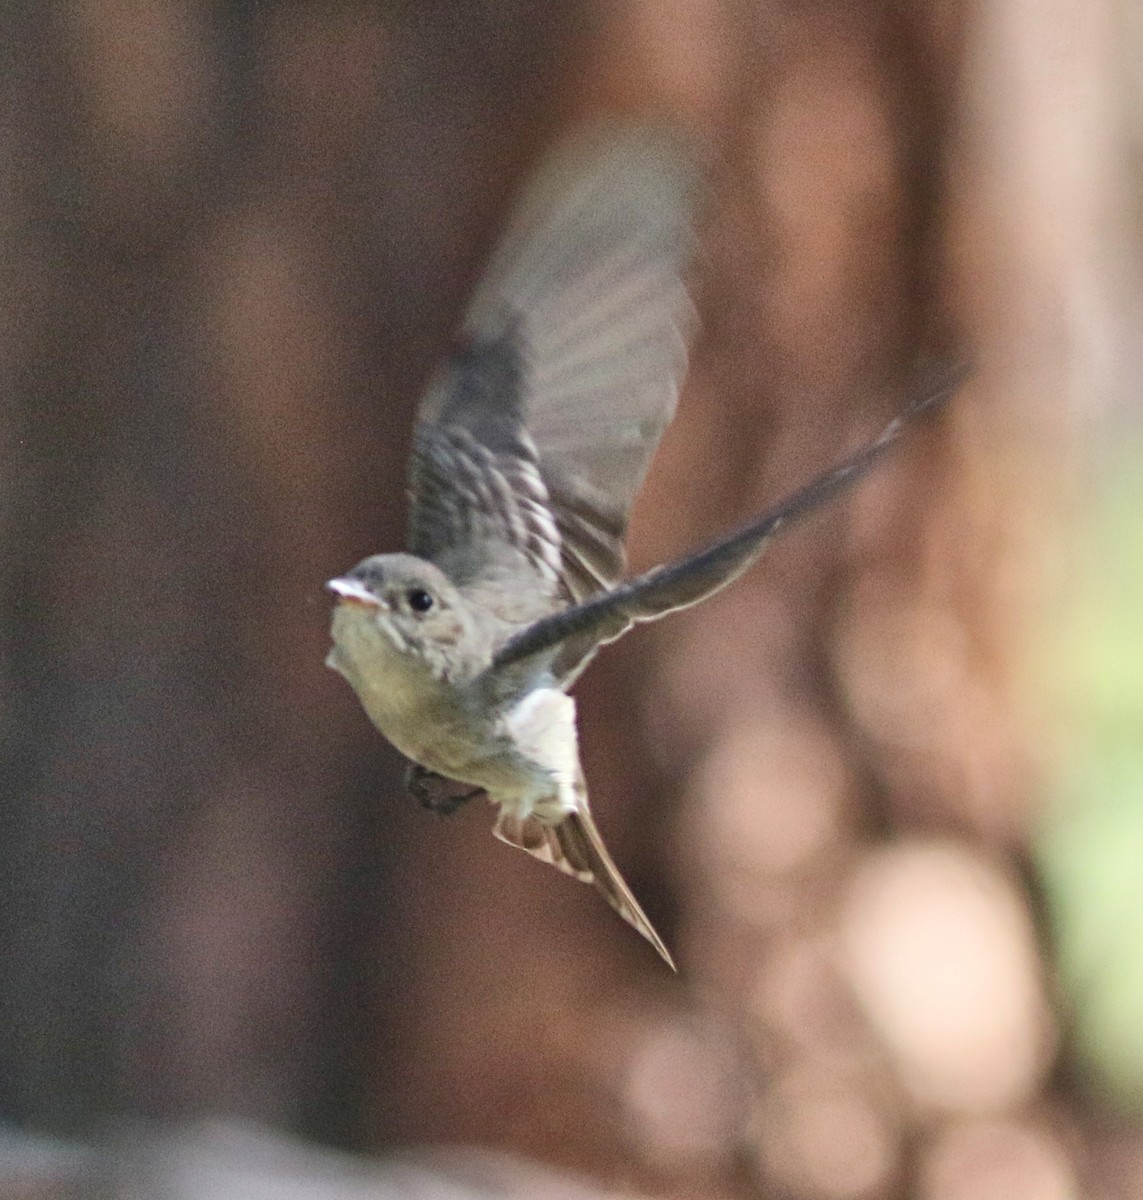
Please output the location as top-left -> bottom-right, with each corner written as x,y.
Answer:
491,361 -> 968,681
408,123 -> 698,611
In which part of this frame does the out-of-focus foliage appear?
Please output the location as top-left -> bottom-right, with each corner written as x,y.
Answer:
1040,434 -> 1143,1112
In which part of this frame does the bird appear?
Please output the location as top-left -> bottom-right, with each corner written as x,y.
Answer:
325,123 -> 961,969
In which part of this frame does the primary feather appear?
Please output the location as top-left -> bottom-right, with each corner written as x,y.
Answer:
408,124 -> 699,611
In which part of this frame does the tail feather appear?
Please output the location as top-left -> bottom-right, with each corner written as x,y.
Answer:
494,804 -> 675,970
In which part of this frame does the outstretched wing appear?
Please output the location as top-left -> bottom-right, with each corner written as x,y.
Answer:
492,361 -> 968,680
408,123 -> 698,614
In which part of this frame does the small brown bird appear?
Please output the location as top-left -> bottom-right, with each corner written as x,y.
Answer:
326,124 -> 959,968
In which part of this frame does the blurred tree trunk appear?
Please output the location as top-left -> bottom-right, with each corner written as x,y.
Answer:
0,1 -> 1125,1198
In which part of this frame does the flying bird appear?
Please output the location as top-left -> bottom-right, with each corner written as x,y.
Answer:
326,124 -> 960,969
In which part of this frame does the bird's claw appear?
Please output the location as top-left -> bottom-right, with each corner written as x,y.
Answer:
405,764 -> 486,816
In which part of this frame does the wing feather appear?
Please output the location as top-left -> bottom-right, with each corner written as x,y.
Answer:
491,361 -> 968,681
408,123 -> 698,611
494,804 -> 675,969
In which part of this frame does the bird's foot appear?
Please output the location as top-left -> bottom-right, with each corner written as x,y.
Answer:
406,763 -> 486,816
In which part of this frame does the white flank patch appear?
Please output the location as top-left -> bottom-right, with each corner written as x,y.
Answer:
503,688 -> 580,815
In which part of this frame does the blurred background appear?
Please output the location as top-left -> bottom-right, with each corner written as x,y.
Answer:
2,2 -> 1141,1198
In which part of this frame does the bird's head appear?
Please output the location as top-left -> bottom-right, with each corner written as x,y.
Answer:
326,553 -> 485,683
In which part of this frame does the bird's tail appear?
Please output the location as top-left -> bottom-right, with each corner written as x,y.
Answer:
494,799 -> 675,970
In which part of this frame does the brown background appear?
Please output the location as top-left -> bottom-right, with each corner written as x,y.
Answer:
2,2 -> 1135,1198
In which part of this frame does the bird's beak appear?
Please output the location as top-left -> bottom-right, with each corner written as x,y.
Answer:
326,577 -> 384,609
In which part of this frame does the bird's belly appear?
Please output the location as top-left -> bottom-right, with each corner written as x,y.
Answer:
356,683 -> 477,777
411,688 -> 579,823
328,620 -> 576,819
327,639 -> 463,768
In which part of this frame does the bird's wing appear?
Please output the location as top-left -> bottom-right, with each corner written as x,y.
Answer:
493,778 -> 674,969
408,123 -> 698,612
491,362 -> 967,680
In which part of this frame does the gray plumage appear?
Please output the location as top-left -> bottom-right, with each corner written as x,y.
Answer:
326,122 -> 961,968
409,124 -> 696,622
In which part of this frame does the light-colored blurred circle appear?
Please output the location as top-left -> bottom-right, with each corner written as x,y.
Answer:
839,840 -> 1054,1112
751,1066 -> 900,1199
689,711 -> 851,925
833,574 -> 1032,842
623,1013 -> 748,1176
918,1118 -> 1077,1200
750,934 -> 873,1066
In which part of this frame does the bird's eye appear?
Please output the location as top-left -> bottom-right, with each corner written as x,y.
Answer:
407,589 -> 434,613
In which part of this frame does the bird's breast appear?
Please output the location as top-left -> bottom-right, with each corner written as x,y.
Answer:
328,606 -> 456,760
328,605 -> 579,818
